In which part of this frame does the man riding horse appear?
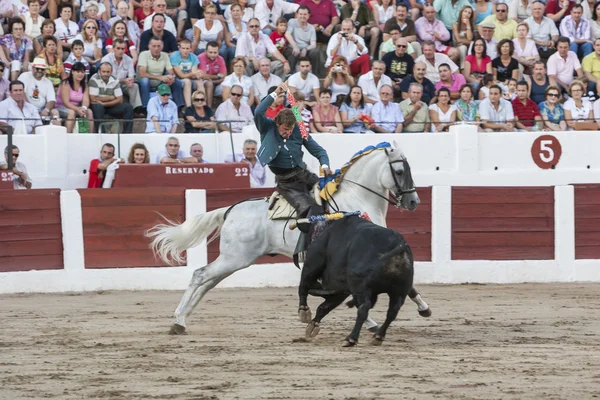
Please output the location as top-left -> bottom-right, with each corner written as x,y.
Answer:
254,82 -> 333,256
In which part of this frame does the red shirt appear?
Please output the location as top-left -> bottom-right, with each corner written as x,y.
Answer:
511,97 -> 541,127
134,7 -> 153,30
265,104 -> 285,119
270,30 -> 288,52
197,52 -> 227,75
297,0 -> 338,28
88,159 -> 104,188
546,0 -> 575,19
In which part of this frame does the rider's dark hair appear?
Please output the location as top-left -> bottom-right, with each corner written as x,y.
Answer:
275,109 -> 297,127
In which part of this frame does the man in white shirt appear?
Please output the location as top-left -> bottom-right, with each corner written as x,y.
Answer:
479,84 -> 515,132
325,18 -> 370,77
0,145 -> 32,189
0,80 -> 42,135
251,58 -> 282,105
143,0 -> 178,36
369,85 -> 404,133
254,0 -> 299,35
215,85 -> 254,132
547,37 -> 584,94
415,40 -> 459,84
155,137 -> 199,164
288,57 -> 321,106
18,57 -> 60,124
524,1 -> 559,61
224,139 -> 267,187
357,60 -> 393,104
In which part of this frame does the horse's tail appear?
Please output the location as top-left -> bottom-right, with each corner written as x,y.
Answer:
146,207 -> 229,265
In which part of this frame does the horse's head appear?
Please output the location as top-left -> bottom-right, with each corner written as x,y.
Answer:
380,141 -> 420,211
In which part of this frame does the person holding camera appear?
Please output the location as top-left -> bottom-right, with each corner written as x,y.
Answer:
323,55 -> 354,104
324,18 -> 370,77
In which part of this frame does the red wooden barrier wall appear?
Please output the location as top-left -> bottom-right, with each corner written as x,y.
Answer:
0,189 -> 64,272
574,184 -> 600,259
452,187 -> 555,260
78,188 -> 185,268
206,187 -> 432,264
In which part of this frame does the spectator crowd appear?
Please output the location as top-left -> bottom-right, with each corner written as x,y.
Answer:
1,0 -> 600,134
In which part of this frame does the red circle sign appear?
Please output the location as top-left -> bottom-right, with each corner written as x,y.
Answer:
531,135 -> 562,169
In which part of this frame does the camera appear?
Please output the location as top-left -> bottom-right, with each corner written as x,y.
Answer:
334,64 -> 342,72
341,33 -> 348,38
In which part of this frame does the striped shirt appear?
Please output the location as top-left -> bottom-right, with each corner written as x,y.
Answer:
89,74 -> 123,98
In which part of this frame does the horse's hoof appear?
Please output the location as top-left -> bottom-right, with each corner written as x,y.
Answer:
342,338 -> 357,347
305,321 -> 320,338
298,307 -> 312,324
170,323 -> 187,335
371,335 -> 384,346
418,308 -> 432,318
367,325 -> 379,333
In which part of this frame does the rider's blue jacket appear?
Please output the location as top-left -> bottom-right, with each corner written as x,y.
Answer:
254,94 -> 330,170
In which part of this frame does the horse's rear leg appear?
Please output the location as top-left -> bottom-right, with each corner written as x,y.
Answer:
409,286 -> 431,317
305,293 -> 348,339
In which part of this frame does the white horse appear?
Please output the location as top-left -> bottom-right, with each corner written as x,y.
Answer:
148,141 -> 431,334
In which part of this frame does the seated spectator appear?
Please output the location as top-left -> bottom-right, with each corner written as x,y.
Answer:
297,0 -> 339,44
512,80 -> 542,131
224,0 -> 254,23
264,85 -> 285,119
400,82 -> 430,133
323,55 -> 354,105
513,22 -> 539,76
547,37 -> 584,94
547,0 -> 576,21
215,84 -> 254,132
358,60 -> 392,105
64,40 -> 91,76
435,63 -> 466,100
477,73 -> 496,100
340,85 -> 372,134
479,2 -> 517,41
369,84 -> 404,133
382,37 -> 414,98
221,3 -> 247,67
454,84 -> 480,125
339,0 -> 381,60
582,38 -> 600,96
163,0 -> 187,39
197,41 -> 226,107
479,84 -> 515,132
134,0 -> 153,31
188,0 -> 225,27
139,13 -> 178,53
74,19 -> 102,74
0,63 -> 9,101
108,1 -> 141,44
269,17 -> 289,55
251,58 -> 282,106
452,5 -> 475,70
171,39 -> 202,108
88,143 -> 119,188
469,22 -> 498,59
415,41 -> 459,85
23,0 -> 45,40
435,0 -> 472,34
523,61 -> 550,105
284,7 -> 322,77
56,62 -> 94,133
399,61 -> 435,104
0,80 -> 42,134
415,6 -> 460,64
429,87 -> 456,132
509,0 -> 534,22
54,2 -> 78,52
155,137 -> 198,164
560,4 -> 593,59
503,78 -> 518,101
235,17 -> 289,79
0,144 -> 31,189
524,1 -> 559,61
292,91 -> 315,133
142,0 -> 177,37
34,20 -> 63,61
0,18 -> 32,81
190,143 -> 208,163
77,1 -> 110,42
224,138 -> 266,187
184,89 -> 216,133
137,35 -> 184,108
190,3 -> 223,54
89,62 -> 134,133
288,57 -> 320,106
18,58 -> 60,124
383,3 -> 421,57
37,35 -> 64,88
325,18 -> 370,77
312,88 -> 343,133
379,26 -> 415,58
222,56 -> 255,106
492,39 -> 520,84
539,85 -> 567,131
565,80 -> 597,130
101,37 -> 142,114
127,142 -> 150,164
373,0 -> 395,31
105,19 -> 138,66
145,83 -> 179,133
255,0 -> 298,35
591,2 -> 600,40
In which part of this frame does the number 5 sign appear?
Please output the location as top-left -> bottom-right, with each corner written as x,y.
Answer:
531,135 -> 562,169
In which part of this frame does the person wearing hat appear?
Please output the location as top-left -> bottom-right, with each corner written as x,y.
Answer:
469,22 -> 498,59
17,57 -> 61,124
145,83 -> 180,133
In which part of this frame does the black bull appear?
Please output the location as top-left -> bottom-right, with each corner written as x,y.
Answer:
298,216 -> 414,347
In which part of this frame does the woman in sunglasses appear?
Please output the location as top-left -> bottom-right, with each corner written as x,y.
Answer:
184,89 -> 216,133
0,18 -> 32,80
538,85 -> 567,131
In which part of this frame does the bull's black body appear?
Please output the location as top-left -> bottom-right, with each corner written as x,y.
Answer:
298,216 -> 414,346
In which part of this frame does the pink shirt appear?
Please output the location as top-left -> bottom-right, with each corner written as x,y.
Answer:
414,17 -> 450,52
197,52 -> 227,75
547,50 -> 582,86
435,74 -> 467,93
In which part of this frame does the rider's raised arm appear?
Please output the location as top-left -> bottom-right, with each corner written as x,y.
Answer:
303,135 -> 330,168
254,93 -> 276,138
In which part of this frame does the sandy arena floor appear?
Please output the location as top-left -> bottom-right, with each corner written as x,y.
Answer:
0,284 -> 599,400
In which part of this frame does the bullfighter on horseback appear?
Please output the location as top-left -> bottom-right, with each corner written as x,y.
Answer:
254,82 -> 333,255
